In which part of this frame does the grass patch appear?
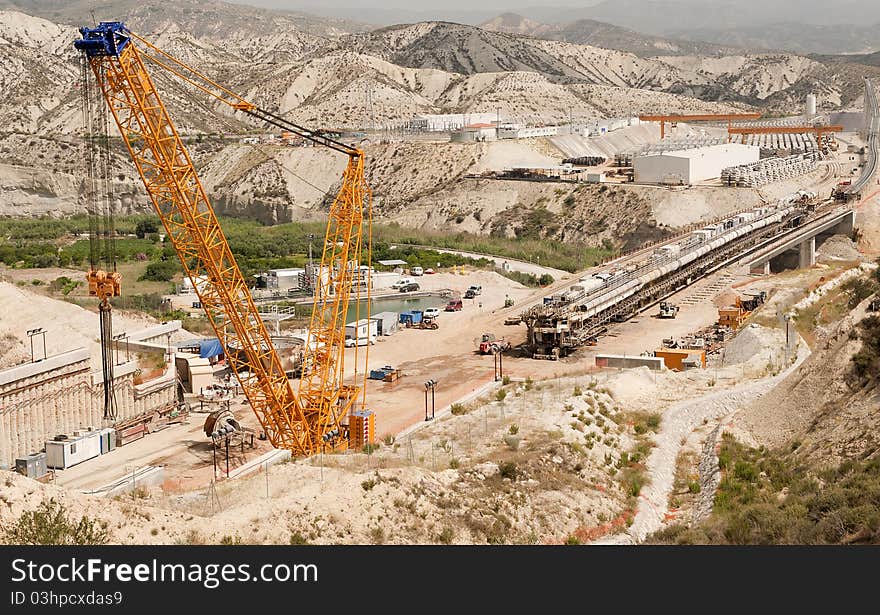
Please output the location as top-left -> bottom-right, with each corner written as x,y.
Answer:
650,434 -> 880,544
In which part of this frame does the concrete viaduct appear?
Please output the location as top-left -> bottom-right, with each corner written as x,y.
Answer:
747,207 -> 856,274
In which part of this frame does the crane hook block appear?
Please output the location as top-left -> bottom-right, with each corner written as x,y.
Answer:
74,22 -> 131,58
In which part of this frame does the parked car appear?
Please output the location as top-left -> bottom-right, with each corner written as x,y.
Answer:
423,307 -> 441,319
424,268 -> 436,274
467,285 -> 482,296
399,282 -> 420,293
411,266 -> 424,276
445,299 -> 463,311
391,277 -> 415,289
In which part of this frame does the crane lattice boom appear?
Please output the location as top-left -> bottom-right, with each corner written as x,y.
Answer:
75,22 -> 371,456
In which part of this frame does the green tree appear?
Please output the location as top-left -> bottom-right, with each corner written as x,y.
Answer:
135,219 -> 160,239
139,260 -> 178,282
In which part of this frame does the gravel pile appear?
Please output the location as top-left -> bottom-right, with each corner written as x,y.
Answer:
817,234 -> 860,262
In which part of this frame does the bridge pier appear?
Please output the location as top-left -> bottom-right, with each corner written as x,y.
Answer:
799,236 -> 816,268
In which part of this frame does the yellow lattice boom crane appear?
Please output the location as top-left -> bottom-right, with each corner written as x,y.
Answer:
74,22 -> 373,456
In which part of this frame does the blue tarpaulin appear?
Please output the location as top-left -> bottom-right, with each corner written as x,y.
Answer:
199,339 -> 224,359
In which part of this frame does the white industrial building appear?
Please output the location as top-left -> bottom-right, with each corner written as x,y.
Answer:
410,113 -> 500,132
497,124 -> 560,139
264,268 -> 305,290
634,143 -> 760,185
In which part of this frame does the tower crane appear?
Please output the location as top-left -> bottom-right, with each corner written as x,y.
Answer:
638,113 -> 763,139
74,22 -> 373,456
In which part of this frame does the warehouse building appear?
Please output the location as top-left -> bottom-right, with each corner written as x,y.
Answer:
450,123 -> 497,143
634,143 -> 760,185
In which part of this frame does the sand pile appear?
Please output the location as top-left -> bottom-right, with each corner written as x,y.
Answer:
724,324 -> 788,370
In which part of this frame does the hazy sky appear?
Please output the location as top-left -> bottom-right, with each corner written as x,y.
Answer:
225,0 -> 603,25
225,0 -> 877,27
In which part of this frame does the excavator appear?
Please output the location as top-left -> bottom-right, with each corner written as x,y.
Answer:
74,21 -> 373,457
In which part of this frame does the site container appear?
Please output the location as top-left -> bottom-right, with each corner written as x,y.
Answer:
45,431 -> 101,469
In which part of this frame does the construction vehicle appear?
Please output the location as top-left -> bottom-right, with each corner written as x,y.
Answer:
832,180 -> 853,201
413,315 -> 439,330
74,22 -> 373,456
504,295 -> 515,308
658,301 -> 679,319
717,292 -> 766,329
738,291 -> 767,312
478,333 -> 511,354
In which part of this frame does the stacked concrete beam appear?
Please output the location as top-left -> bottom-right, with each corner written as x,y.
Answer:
721,153 -> 818,187
731,133 -> 818,154
0,349 -> 177,469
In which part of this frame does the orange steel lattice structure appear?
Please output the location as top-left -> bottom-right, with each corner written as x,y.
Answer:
77,23 -> 372,456
639,113 -> 763,139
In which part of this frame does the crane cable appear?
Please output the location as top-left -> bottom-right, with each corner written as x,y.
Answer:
80,54 -> 99,270
80,54 -> 119,421
145,61 -> 334,199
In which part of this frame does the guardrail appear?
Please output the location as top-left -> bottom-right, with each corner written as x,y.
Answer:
848,79 -> 878,195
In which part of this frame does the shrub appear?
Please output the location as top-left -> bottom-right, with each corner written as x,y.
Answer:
219,535 -> 243,545
564,534 -> 581,545
524,377 -> 533,391
688,481 -> 701,494
646,414 -> 661,430
573,385 -> 582,396
495,389 -> 507,402
438,527 -> 455,545
361,479 -> 377,491
2,499 -> 110,545
289,532 -> 310,545
499,462 -> 518,480
502,375 -> 511,385
450,403 -> 467,415
508,423 -> 519,435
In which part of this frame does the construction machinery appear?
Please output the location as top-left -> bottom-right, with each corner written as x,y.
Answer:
478,333 -> 511,355
413,315 -> 439,330
658,301 -> 679,319
74,22 -> 373,456
717,292 -> 766,329
639,113 -> 762,139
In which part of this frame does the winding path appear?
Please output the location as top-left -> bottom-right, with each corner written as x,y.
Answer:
594,340 -> 810,544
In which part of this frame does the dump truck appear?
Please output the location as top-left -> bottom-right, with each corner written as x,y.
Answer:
478,333 -> 511,354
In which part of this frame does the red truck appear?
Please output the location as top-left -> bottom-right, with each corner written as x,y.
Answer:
478,333 -> 511,354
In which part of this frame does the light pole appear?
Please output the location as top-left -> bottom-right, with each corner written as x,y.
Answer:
783,314 -> 791,363
424,379 -> 437,421
111,332 -> 129,365
494,348 -> 505,381
26,328 -> 46,362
